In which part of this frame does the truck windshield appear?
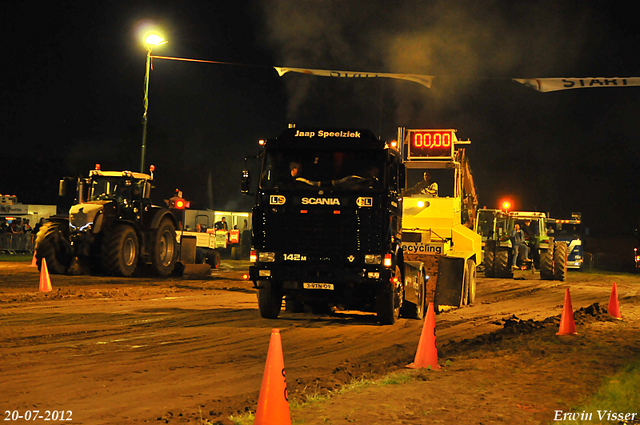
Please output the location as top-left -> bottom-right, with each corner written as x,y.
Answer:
261,149 -> 386,191
554,222 -> 582,238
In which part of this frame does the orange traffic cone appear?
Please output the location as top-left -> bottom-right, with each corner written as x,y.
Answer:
39,258 -> 53,293
30,250 -> 37,267
557,288 -> 577,335
608,282 -> 622,320
407,302 -> 441,370
254,329 -> 291,425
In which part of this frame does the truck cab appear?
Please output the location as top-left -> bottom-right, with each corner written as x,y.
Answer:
548,213 -> 583,270
243,128 -> 404,324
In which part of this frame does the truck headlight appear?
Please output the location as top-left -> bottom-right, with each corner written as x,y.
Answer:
258,252 -> 276,262
364,254 -> 382,264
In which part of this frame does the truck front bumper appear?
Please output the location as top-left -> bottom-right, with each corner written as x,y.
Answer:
249,262 -> 392,285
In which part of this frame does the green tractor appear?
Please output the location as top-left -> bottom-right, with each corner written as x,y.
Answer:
477,210 -> 567,280
35,166 -> 179,277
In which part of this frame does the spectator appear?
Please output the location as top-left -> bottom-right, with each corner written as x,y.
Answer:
214,217 -> 228,231
510,223 -> 531,269
0,218 -> 8,251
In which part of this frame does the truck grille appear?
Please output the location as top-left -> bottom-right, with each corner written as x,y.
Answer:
260,207 -> 383,257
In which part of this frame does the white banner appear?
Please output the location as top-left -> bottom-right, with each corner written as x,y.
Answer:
514,77 -> 640,92
274,67 -> 434,89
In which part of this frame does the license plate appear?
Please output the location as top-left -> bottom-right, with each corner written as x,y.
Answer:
303,283 -> 334,290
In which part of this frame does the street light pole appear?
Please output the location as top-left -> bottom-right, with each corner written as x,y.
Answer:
140,46 -> 152,172
140,34 -> 166,173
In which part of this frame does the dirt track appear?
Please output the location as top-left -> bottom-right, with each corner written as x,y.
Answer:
1,261 -> 639,424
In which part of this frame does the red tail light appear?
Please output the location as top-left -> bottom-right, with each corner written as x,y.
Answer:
383,253 -> 392,268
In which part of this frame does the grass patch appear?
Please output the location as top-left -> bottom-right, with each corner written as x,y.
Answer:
229,372 -> 416,424
0,253 -> 32,262
560,360 -> 640,424
228,411 -> 255,425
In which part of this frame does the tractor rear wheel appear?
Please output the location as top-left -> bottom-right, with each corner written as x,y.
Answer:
553,242 -> 567,281
35,221 -> 72,274
151,218 -> 178,276
102,224 -> 139,277
540,246 -> 554,280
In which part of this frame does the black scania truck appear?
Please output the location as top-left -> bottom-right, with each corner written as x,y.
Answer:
242,127 -> 405,324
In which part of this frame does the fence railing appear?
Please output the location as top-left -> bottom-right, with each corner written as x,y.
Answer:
0,233 -> 35,254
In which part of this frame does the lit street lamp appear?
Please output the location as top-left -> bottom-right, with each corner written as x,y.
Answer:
140,33 -> 167,172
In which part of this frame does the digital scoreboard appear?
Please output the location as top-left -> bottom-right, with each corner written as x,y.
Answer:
406,129 -> 456,159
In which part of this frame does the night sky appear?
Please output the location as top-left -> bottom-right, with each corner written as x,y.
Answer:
2,0 -> 639,236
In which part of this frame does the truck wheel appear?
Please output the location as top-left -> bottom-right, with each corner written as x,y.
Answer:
206,250 -> 221,269
377,266 -> 401,325
400,268 -> 426,320
285,295 -> 305,313
484,247 -> 495,277
461,266 -> 469,306
553,242 -> 567,281
309,301 -> 332,315
467,259 -> 477,304
257,281 -> 283,319
35,221 -> 72,274
540,246 -> 554,280
102,225 -> 139,277
494,250 -> 512,278
151,218 -> 178,276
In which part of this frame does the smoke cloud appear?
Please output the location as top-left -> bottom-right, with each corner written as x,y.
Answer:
258,0 -> 592,131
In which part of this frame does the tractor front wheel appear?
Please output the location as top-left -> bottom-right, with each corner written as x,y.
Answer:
35,221 -> 72,274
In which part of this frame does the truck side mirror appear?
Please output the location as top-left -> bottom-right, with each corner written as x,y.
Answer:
398,164 -> 406,192
241,170 -> 251,194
